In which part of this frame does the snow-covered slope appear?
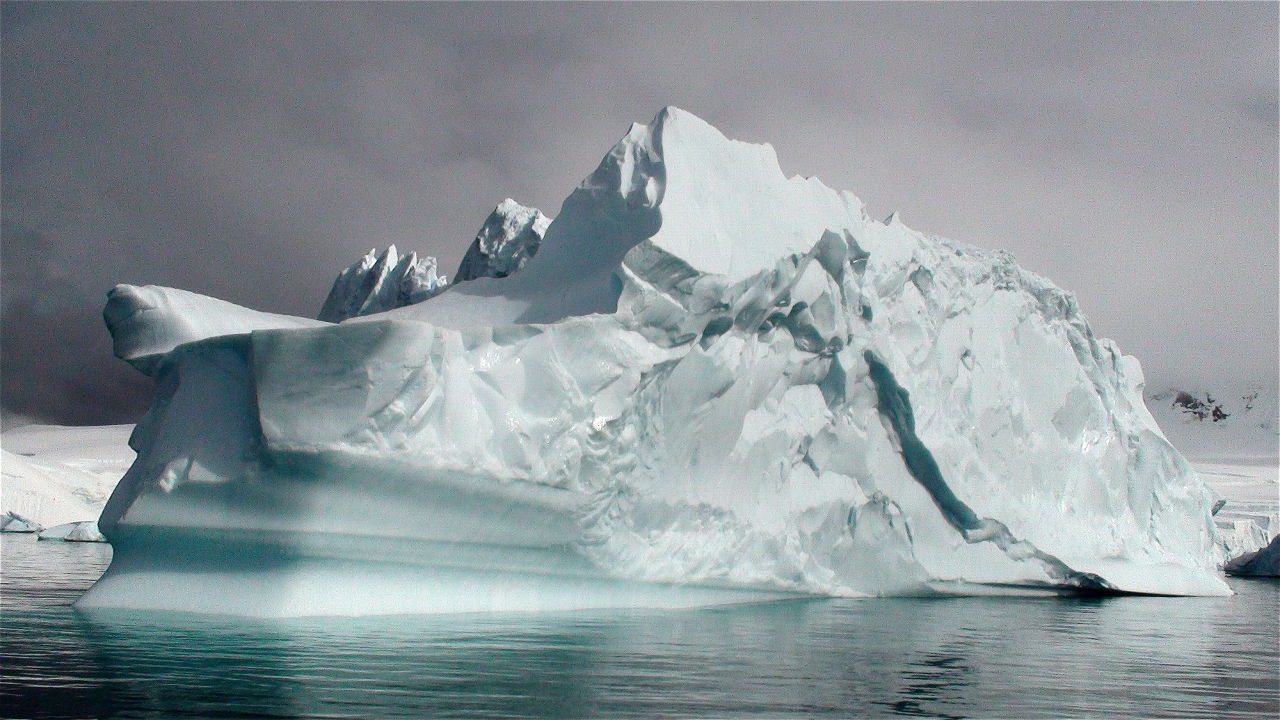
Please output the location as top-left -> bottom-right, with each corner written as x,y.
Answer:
81,107 -> 1230,617
317,245 -> 447,322
454,199 -> 551,283
1,424 -> 134,530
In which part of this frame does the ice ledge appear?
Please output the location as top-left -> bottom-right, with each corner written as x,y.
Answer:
104,284 -> 326,375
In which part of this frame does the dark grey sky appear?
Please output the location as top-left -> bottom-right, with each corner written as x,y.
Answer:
2,2 -> 1276,425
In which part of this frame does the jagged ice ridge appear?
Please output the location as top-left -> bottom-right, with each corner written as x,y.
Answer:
315,199 -> 550,322
317,245 -> 447,323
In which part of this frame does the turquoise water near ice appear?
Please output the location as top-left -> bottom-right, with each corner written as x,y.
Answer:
2,533 -> 1276,719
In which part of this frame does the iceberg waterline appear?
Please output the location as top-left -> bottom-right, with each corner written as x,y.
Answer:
80,107 -> 1229,616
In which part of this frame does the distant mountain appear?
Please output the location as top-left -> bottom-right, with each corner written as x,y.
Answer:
1146,385 -> 1278,460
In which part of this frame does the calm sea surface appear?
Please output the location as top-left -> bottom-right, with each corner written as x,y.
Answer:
2,533 -> 1276,719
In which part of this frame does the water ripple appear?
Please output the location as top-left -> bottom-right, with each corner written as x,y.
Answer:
2,534 -> 1277,719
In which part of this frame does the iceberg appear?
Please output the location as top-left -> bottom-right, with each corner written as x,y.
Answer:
317,199 -> 548,323
1224,534 -> 1280,577
454,199 -> 551,282
317,245 -> 448,322
38,520 -> 107,543
1,511 -> 41,533
79,107 -> 1229,617
1142,385 -> 1278,566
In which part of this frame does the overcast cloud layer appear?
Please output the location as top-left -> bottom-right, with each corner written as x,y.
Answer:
2,2 -> 1276,425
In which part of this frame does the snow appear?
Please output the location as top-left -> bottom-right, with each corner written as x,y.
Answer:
1146,385 -> 1277,462
455,199 -> 551,283
317,245 -> 447,322
1,424 -> 134,529
81,106 -> 1236,617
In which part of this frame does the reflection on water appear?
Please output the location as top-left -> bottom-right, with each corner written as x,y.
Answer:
2,533 -> 1276,719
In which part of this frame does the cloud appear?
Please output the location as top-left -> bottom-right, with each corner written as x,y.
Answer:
2,2 -> 1275,423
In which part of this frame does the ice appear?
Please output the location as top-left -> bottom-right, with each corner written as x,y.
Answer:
37,520 -> 107,543
1224,534 -> 1280,577
1,511 -> 40,533
317,245 -> 447,322
1142,385 -> 1278,566
2,450 -> 101,529
81,107 -> 1232,617
455,199 -> 551,283
317,201 -> 548,323
1,424 -> 135,529
104,284 -> 326,374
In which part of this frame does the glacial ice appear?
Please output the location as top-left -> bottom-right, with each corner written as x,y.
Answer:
38,520 -> 107,543
80,107 -> 1230,617
104,284 -> 326,374
1,424 -> 134,531
1224,534 -> 1279,577
1,511 -> 41,533
455,199 -> 551,283
317,245 -> 448,322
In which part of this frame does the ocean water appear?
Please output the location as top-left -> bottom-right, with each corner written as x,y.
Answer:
2,533 -> 1276,719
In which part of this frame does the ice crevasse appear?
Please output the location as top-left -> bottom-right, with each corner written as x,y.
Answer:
79,107 -> 1229,617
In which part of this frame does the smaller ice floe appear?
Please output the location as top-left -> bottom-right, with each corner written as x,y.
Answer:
1224,534 -> 1280,577
318,245 -> 447,322
454,199 -> 551,282
1,511 -> 42,533
37,521 -> 107,543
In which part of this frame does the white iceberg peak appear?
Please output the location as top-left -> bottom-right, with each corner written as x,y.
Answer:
318,244 -> 448,322
454,199 -> 551,283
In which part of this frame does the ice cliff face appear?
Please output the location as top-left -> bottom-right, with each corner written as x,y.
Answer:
455,199 -> 551,283
82,107 -> 1228,616
317,245 -> 447,322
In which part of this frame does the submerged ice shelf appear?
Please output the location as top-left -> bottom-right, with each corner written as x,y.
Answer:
79,107 -> 1229,617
